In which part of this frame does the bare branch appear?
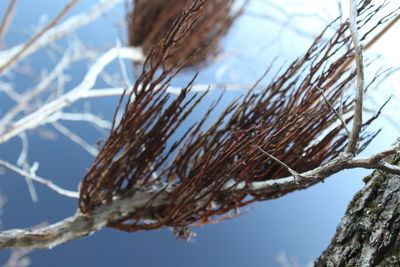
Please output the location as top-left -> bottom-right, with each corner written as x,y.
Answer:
0,0 -> 124,72
52,122 -> 98,156
0,0 -> 80,74
82,82 -> 254,98
48,112 -> 112,130
2,248 -> 31,267
0,159 -> 78,198
365,12 -> 400,51
0,0 -> 18,48
0,190 -> 171,249
346,0 -> 365,155
0,47 -> 145,143
256,146 -> 302,183
316,86 -> 350,135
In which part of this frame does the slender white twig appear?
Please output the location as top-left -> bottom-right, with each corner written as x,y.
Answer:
352,141 -> 400,165
47,112 -> 111,129
0,159 -> 79,198
17,132 -> 38,202
316,86 -> 350,135
82,82 -> 255,98
256,145 -> 302,183
52,122 -> 98,156
16,132 -> 28,167
0,81 -> 21,103
346,0 -> 365,155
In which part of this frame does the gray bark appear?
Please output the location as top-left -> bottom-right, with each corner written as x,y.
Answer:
315,156 -> 400,266
0,190 -> 171,249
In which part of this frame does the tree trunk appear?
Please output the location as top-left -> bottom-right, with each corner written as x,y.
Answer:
315,156 -> 400,266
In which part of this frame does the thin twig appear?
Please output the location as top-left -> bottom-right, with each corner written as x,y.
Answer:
82,82 -> 258,98
52,122 -> 98,156
0,159 -> 79,198
0,47 -> 144,144
317,86 -> 350,135
256,145 -> 302,183
0,0 -> 19,48
17,132 -> 38,202
0,50 -> 75,129
346,0 -> 364,155
0,0 -> 124,72
49,112 -> 112,129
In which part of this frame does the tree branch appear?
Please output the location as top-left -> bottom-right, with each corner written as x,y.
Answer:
0,47 -> 145,144
345,0 -> 365,155
0,159 -> 78,198
0,0 -> 80,74
0,190 -> 170,249
0,0 -> 18,48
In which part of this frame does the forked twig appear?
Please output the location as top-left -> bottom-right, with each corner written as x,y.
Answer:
316,86 -> 350,135
256,146 -> 302,184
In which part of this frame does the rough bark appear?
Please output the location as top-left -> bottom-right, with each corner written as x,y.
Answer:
315,155 -> 400,266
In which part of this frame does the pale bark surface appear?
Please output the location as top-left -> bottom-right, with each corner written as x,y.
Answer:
315,155 -> 400,266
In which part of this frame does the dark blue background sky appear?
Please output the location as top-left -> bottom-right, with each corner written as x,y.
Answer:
0,1 -> 397,266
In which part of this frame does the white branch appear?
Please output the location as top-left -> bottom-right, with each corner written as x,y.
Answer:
0,159 -> 79,198
82,82 -> 253,99
47,112 -> 112,129
17,132 -> 38,202
52,122 -> 98,157
0,47 -> 145,144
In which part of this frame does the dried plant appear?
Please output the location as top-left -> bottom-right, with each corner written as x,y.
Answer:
80,0 -> 381,232
127,0 -> 239,68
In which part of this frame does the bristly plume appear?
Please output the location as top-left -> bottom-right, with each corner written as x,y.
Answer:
127,0 -> 240,69
79,0 -> 387,233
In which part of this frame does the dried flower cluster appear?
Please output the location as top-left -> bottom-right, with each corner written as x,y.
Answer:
127,0 -> 239,68
80,0 -> 385,232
